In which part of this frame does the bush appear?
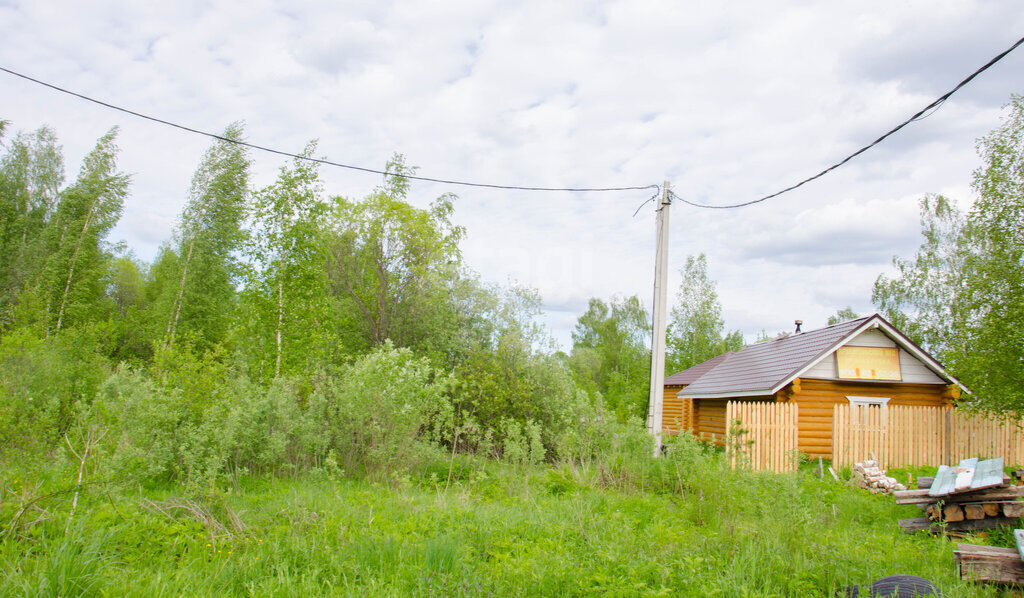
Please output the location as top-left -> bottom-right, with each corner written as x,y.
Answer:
0,326 -> 112,453
100,367 -> 230,487
304,341 -> 452,481
499,418 -> 545,466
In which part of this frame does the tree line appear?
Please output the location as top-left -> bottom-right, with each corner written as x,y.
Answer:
0,93 -> 1021,486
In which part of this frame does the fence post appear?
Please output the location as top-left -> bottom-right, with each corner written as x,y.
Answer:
945,408 -> 952,466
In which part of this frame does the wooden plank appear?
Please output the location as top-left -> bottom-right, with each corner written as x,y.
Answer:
894,489 -> 931,503
955,543 -> 1024,585
930,465 -> 957,497
971,457 -> 1005,490
896,485 -> 1024,505
956,458 -> 979,492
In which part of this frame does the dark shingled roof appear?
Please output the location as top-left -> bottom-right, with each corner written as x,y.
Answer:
679,316 -> 872,397
664,352 -> 733,386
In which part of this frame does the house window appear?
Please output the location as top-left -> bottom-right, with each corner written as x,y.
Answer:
847,396 -> 890,427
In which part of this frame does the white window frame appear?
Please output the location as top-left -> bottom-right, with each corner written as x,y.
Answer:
847,395 -> 891,427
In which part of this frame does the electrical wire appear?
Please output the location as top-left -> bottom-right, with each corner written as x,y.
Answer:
672,34 -> 1024,210
0,65 -> 657,194
4,32 -> 1022,205
631,188 -> 662,217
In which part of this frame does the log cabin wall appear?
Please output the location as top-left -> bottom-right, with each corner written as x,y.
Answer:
662,385 -> 688,433
777,378 -> 958,458
695,398 -> 728,444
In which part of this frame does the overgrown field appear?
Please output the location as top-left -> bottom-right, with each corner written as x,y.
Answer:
1,447 -> 1010,597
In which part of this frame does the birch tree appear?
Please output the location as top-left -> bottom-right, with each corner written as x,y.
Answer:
163,123 -> 250,349
245,143 -> 330,379
38,127 -> 128,333
0,125 -> 65,325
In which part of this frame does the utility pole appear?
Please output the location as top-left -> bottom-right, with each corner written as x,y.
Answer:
646,181 -> 671,455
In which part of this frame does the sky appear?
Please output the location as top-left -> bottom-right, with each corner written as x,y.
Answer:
2,1 -> 1023,351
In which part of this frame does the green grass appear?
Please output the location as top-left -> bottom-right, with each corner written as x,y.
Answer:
0,455 -> 1007,597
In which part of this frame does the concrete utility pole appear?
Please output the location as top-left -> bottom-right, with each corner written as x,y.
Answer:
646,181 -> 671,455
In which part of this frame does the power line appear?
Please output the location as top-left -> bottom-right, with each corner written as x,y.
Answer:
673,34 -> 1024,210
0,65 -> 657,194
5,32 -> 1023,205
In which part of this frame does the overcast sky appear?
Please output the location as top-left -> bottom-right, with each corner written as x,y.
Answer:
2,1 -> 1023,350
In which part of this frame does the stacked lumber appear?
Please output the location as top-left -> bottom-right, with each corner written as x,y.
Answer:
896,457 -> 1024,534
851,459 -> 906,494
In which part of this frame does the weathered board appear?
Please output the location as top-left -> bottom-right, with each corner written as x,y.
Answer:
971,458 -> 1005,491
929,458 -> 1004,497
930,465 -> 955,497
895,485 -> 1024,505
955,543 -> 1024,585
956,458 -> 979,492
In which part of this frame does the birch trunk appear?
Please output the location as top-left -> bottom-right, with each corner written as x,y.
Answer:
275,277 -> 283,378
55,203 -> 97,332
166,235 -> 197,347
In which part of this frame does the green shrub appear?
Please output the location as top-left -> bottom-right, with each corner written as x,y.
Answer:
304,341 -> 452,481
0,326 -> 112,453
499,418 -> 545,466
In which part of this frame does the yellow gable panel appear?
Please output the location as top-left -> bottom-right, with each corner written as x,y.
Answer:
835,346 -> 901,381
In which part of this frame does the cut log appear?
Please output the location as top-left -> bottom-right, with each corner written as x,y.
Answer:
917,476 -> 934,490
926,504 -> 941,520
1003,502 -> 1024,518
955,543 -> 1024,585
964,504 -> 986,520
984,503 -> 1002,517
945,504 -> 965,522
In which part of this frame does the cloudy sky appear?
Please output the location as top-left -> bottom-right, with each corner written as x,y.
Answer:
2,1 -> 1022,350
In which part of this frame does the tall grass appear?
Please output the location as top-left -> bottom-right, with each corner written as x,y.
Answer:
0,444 -> 1001,597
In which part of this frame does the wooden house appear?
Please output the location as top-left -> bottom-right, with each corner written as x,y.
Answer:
663,314 -> 967,458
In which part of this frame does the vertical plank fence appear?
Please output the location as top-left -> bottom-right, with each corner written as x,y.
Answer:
725,401 -> 799,472
949,411 -> 1024,466
719,403 -> 1024,472
833,405 -> 1024,468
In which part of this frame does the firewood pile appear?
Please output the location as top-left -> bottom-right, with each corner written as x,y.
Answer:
851,459 -> 906,494
896,457 -> 1024,535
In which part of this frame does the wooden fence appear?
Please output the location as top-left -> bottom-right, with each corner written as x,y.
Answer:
832,404 -> 1024,468
721,402 -> 1024,472
725,401 -> 799,472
